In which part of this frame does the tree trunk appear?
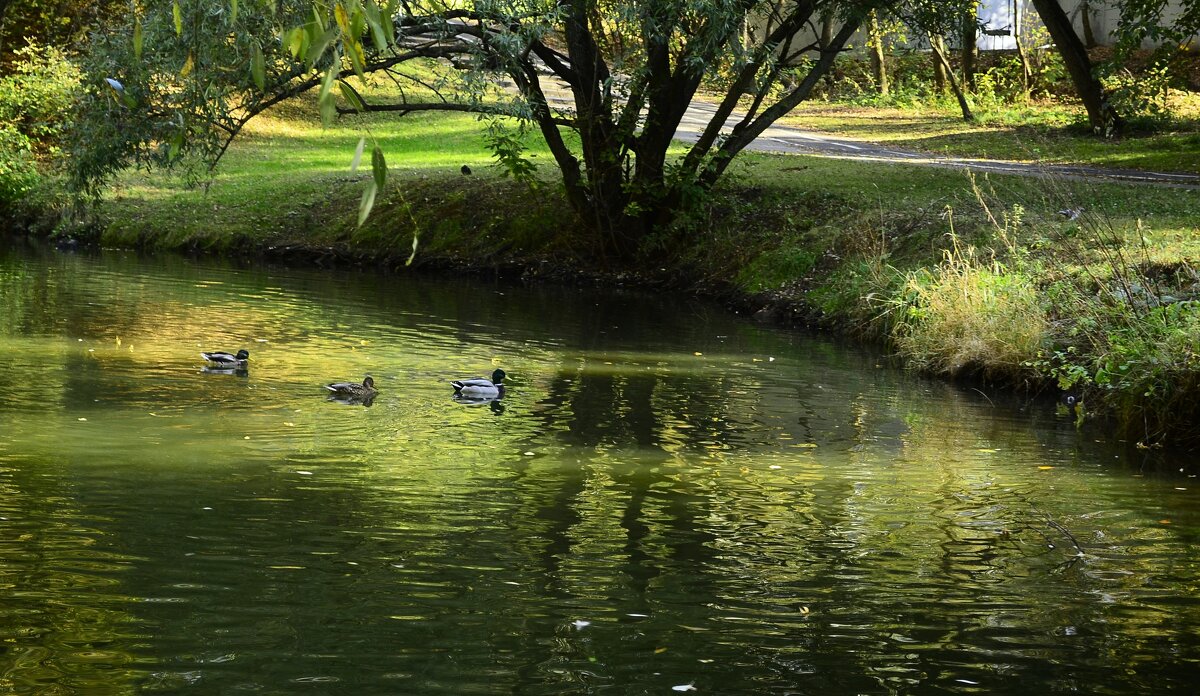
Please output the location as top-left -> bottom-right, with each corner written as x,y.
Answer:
961,10 -> 977,90
1012,0 -> 1032,91
930,35 -> 973,121
820,12 -> 834,49
1079,0 -> 1097,48
931,34 -> 948,94
868,10 -> 888,96
1030,0 -> 1120,135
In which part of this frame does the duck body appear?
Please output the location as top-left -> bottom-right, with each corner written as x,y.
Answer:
452,369 -> 506,398
325,376 -> 377,398
202,349 -> 249,366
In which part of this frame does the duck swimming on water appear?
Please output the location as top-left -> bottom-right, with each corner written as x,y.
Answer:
202,349 -> 249,366
325,376 -> 378,398
451,369 -> 506,399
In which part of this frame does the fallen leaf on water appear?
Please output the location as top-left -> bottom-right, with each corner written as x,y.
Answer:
1039,466 -> 1055,470
693,352 -> 702,356
1160,519 -> 1172,524
655,647 -> 668,654
77,418 -> 87,422
672,684 -> 697,692
296,471 -> 313,476
284,422 -> 295,427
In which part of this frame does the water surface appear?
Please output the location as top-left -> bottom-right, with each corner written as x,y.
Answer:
0,244 -> 1197,694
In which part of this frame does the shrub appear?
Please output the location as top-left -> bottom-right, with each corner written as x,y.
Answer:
892,239 -> 1046,378
0,41 -> 81,209
0,125 -> 39,205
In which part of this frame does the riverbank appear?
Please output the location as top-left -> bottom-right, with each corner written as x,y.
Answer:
17,101 -> 1200,448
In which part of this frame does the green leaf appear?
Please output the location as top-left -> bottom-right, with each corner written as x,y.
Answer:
371,146 -> 386,191
283,27 -> 306,59
339,81 -> 365,111
168,131 -> 184,161
318,62 -> 339,125
173,1 -> 182,37
363,1 -> 388,51
350,137 -> 366,172
250,41 -> 266,90
381,0 -> 398,44
358,181 -> 376,227
133,19 -> 143,60
231,0 -> 238,25
346,39 -> 366,81
318,63 -> 337,103
306,26 -> 340,67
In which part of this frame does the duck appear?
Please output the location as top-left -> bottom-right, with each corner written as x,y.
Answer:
201,349 -> 249,366
452,368 -> 506,398
325,375 -> 377,398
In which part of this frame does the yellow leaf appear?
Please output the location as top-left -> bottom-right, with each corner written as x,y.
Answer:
1038,466 -> 1054,470
181,51 -> 195,78
654,647 -> 668,654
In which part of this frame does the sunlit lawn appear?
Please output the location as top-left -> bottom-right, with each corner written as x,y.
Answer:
778,93 -> 1200,174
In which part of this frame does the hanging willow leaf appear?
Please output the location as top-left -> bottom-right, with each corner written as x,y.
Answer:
250,41 -> 265,90
358,181 -> 377,227
363,0 -> 387,51
350,137 -> 366,172
173,1 -> 182,36
231,0 -> 239,25
334,3 -> 351,36
339,82 -> 365,111
133,19 -> 143,60
181,51 -> 195,78
371,146 -> 386,191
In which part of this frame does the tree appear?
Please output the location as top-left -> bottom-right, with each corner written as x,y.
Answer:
895,0 -> 977,121
1030,0 -> 1120,135
0,0 -> 125,64
72,0 -> 900,258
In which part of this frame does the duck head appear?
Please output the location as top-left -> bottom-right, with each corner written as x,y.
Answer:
491,368 -> 506,384
236,349 -> 250,360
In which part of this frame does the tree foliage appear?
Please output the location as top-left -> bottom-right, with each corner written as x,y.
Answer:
0,0 -> 126,63
72,0 -> 910,256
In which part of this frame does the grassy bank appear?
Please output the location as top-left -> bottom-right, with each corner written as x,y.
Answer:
47,93 -> 1200,449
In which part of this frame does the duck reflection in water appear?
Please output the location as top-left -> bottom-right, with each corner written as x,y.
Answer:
200,365 -> 249,378
327,393 -> 376,407
452,391 -> 505,414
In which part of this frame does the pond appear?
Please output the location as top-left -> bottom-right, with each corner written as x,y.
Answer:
0,242 -> 1197,694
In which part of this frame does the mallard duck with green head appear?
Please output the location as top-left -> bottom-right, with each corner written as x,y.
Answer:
451,369 -> 506,398
201,349 -> 249,367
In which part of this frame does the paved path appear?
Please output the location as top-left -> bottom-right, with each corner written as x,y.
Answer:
524,79 -> 1200,189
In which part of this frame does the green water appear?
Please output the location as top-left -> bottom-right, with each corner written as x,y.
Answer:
0,243 -> 1197,694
